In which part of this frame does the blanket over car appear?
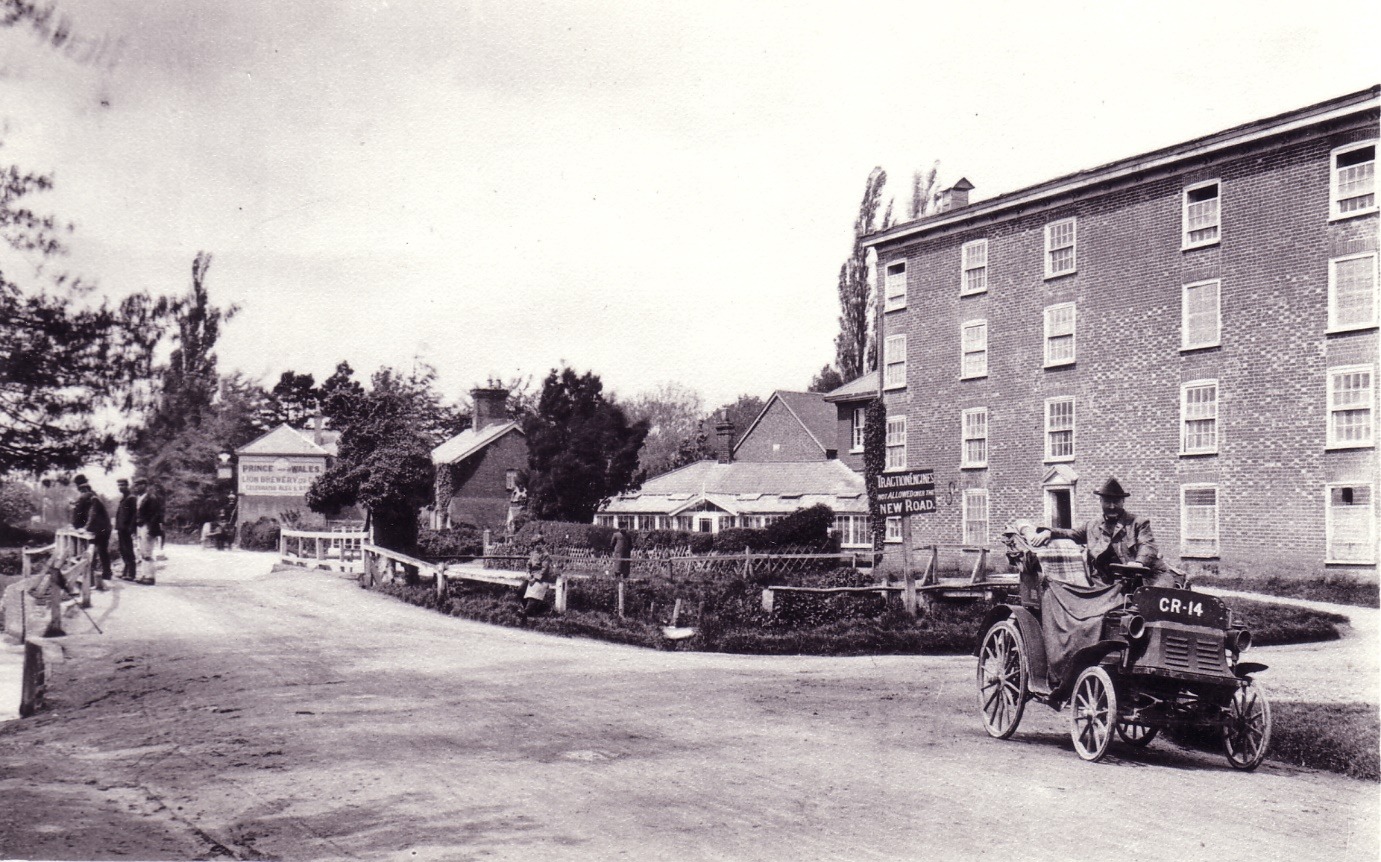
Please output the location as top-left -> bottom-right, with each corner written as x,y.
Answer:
1040,580 -> 1125,688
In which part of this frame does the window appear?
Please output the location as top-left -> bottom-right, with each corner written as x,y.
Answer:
885,414 -> 907,471
1331,142 -> 1376,219
835,514 -> 871,549
961,320 -> 988,379
1182,279 -> 1221,350
1045,397 -> 1075,461
1181,485 -> 1220,557
884,334 -> 907,390
504,469 -> 518,491
961,408 -> 987,468
1328,253 -> 1378,332
1180,381 -> 1219,455
961,239 -> 988,295
1327,484 -> 1376,563
1044,217 -> 1077,278
963,488 -> 989,546
1327,365 -> 1375,449
884,260 -> 907,312
885,516 -> 902,544
1043,303 -> 1076,367
1182,180 -> 1221,248
850,407 -> 866,452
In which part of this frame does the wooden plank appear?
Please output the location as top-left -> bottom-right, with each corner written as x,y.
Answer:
900,515 -> 917,616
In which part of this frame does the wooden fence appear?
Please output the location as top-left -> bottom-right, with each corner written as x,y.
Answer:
278,528 -> 367,573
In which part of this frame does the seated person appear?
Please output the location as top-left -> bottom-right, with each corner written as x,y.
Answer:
1031,477 -> 1176,588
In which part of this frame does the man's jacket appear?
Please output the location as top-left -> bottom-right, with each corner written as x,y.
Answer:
115,493 -> 137,532
83,493 -> 111,535
1049,511 -> 1169,581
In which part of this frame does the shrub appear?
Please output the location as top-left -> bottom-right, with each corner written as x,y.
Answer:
764,504 -> 837,551
0,522 -> 55,548
417,525 -> 484,559
238,517 -> 281,551
712,527 -> 770,553
515,519 -> 617,553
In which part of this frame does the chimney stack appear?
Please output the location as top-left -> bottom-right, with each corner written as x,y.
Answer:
715,411 -> 735,464
470,387 -> 510,431
936,177 -> 975,213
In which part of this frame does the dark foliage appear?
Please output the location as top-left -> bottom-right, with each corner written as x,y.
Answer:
861,399 -> 886,549
764,504 -> 837,551
711,527 -> 772,553
416,525 -> 484,559
238,516 -> 281,551
807,365 -> 844,393
835,168 -> 887,380
0,520 -> 53,548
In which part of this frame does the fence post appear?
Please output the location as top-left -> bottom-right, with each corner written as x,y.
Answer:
900,516 -> 917,616
279,530 -> 286,560
554,575 -> 568,614
761,588 -> 775,614
616,580 -> 626,619
78,545 -> 93,609
436,565 -> 447,601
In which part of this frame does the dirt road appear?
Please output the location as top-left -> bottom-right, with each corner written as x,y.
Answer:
1,547 -> 1376,861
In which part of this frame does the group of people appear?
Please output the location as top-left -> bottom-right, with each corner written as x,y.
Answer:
519,527 -> 634,619
71,474 -> 163,587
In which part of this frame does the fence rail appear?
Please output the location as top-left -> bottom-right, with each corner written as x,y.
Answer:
278,529 -> 367,573
3,529 -> 96,644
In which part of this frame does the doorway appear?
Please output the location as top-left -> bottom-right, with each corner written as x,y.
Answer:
1046,488 -> 1073,530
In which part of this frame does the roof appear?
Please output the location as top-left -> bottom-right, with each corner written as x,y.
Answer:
235,424 -> 332,457
865,85 -> 1381,249
598,459 -> 866,516
733,390 -> 838,457
431,421 -> 523,465
823,371 -> 879,403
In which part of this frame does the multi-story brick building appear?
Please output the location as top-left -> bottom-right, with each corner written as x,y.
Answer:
865,86 -> 1379,582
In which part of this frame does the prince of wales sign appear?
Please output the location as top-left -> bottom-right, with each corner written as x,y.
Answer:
875,469 -> 936,515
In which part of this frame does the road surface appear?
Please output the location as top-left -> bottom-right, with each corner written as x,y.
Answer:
1,547 -> 1376,861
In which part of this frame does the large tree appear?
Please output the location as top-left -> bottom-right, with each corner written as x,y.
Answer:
834,167 -> 888,381
522,367 -> 648,523
260,370 -> 319,428
625,381 -> 706,480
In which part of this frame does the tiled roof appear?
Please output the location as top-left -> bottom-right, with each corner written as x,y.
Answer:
823,371 -> 879,403
432,421 -> 522,465
733,390 -> 838,457
235,424 -> 331,457
600,459 -> 866,515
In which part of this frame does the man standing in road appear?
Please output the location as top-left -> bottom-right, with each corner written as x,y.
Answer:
115,478 -> 138,581
76,478 -> 114,586
1033,477 -> 1177,588
133,477 -> 159,585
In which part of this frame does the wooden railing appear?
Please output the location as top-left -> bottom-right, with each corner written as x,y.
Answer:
3,529 -> 96,643
359,543 -> 573,612
278,529 -> 367,573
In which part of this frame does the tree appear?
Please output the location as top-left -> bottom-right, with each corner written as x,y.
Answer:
317,361 -> 367,427
834,167 -> 888,381
909,161 -> 942,220
807,365 -> 844,393
625,381 -> 706,480
261,371 -> 318,427
715,393 -> 766,444
522,367 -> 649,523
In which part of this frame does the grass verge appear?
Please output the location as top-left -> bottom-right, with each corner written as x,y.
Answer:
1194,573 -> 1378,609
1224,598 -> 1347,646
1169,700 -> 1379,781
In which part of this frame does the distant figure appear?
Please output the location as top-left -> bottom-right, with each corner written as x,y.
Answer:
115,478 -> 138,581
69,473 -> 91,529
133,477 -> 160,585
75,478 -> 113,584
522,534 -> 556,618
609,527 -> 631,579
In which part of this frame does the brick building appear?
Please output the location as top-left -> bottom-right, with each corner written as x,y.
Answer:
865,87 -> 1379,581
431,388 -> 528,532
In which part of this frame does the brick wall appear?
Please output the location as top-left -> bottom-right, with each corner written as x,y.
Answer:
876,114 -> 1378,582
734,398 -> 827,462
445,431 -> 528,530
834,402 -> 867,472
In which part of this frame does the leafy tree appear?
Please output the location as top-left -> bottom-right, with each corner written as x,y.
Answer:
522,367 -> 649,523
261,371 -> 318,427
318,361 -> 367,427
0,479 -> 35,526
834,167 -> 888,381
715,394 -> 766,445
625,381 -> 706,480
807,365 -> 844,393
909,161 -> 942,220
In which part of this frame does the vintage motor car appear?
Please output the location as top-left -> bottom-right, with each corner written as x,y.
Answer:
975,524 -> 1271,767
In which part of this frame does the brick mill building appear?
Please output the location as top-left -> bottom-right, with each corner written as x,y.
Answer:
865,86 -> 1379,581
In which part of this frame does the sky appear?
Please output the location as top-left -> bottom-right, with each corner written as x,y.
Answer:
1,0 -> 1378,423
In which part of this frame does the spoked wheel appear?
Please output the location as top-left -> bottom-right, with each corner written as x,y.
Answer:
1116,720 -> 1159,748
1070,666 -> 1118,762
976,620 -> 1028,739
1222,681 -> 1272,770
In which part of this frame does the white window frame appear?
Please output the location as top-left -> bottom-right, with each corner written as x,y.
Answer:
884,260 -> 908,312
1181,279 -> 1222,351
835,514 -> 871,549
1043,303 -> 1076,367
960,319 -> 988,380
885,414 -> 907,472
1330,140 -> 1377,221
1180,484 -> 1220,558
883,334 -> 907,390
1326,483 -> 1377,564
1179,380 -> 1220,456
1044,397 -> 1076,462
1044,217 -> 1077,279
850,407 -> 866,453
1326,364 -> 1375,450
962,488 -> 989,547
885,516 -> 902,544
1181,179 -> 1222,249
961,407 -> 988,469
1327,253 -> 1379,334
961,239 -> 989,296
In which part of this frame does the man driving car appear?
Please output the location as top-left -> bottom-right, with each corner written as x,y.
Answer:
1031,477 -> 1177,588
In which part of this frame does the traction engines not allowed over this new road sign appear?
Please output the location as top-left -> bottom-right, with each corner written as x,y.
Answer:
876,469 -> 935,515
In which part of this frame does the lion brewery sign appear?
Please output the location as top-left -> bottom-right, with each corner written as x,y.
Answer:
876,469 -> 936,515
233,423 -> 340,526
238,457 -> 323,496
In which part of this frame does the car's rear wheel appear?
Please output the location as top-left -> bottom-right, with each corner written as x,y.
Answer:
977,619 -> 1028,739
1222,681 -> 1271,770
1070,666 -> 1118,762
1116,720 -> 1158,748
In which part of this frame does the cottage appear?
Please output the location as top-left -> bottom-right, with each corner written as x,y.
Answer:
234,422 -> 346,527
431,387 -> 528,531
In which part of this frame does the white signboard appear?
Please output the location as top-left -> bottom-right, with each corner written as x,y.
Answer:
238,456 -> 326,497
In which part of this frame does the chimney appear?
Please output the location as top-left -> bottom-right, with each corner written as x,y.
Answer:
936,177 -> 975,213
715,411 -> 735,464
470,387 -> 510,431
311,413 -> 324,444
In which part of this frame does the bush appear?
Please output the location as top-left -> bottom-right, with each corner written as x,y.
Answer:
238,517 -> 281,551
417,525 -> 484,559
712,527 -> 770,553
515,519 -> 617,553
764,504 -> 837,551
0,521 -> 55,548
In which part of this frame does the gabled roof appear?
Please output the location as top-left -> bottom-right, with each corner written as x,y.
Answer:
235,424 -> 332,457
431,421 -> 524,465
599,459 -> 867,516
822,371 -> 879,403
733,390 -> 838,457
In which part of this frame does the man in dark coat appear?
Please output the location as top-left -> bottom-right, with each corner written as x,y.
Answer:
69,473 -> 91,529
133,477 -> 160,584
76,479 -> 114,583
115,478 -> 138,580
1035,477 -> 1176,588
609,528 -> 631,578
